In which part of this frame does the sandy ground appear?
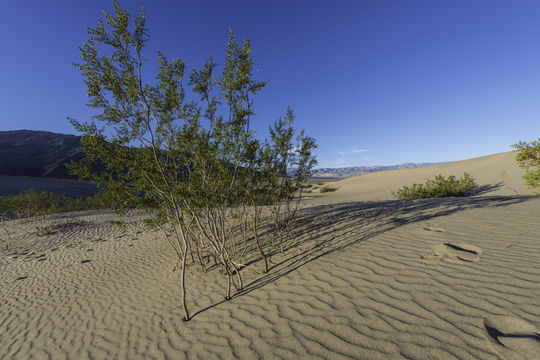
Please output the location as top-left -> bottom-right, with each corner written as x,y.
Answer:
1,151 -> 539,359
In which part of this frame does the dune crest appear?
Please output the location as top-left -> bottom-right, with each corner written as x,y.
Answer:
314,151 -> 532,203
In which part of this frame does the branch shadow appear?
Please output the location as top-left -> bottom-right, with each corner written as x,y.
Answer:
191,194 -> 535,319
485,325 -> 540,346
469,182 -> 503,196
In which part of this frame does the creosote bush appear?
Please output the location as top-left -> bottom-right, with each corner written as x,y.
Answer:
513,139 -> 540,194
69,1 -> 317,321
392,173 -> 477,199
0,189 -> 114,248
319,185 -> 338,193
0,189 -> 115,220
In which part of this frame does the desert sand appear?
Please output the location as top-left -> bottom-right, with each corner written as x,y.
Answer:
1,151 -> 539,359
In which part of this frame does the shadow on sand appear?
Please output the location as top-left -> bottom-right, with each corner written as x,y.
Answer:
191,193 -> 535,318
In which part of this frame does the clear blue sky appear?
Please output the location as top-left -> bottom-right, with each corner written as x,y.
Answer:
1,0 -> 539,168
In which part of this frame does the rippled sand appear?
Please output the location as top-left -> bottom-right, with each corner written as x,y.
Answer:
1,151 -> 539,359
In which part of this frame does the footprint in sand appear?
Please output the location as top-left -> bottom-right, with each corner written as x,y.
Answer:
484,315 -> 540,359
422,242 -> 482,263
424,226 -> 446,233
444,242 -> 482,262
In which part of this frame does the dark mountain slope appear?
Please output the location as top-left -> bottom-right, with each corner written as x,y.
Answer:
0,130 -> 82,178
0,130 -> 440,181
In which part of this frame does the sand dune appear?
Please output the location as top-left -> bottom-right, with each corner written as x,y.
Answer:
1,151 -> 539,359
314,151 -> 531,203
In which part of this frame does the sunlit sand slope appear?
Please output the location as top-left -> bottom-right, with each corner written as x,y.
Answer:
315,151 -> 532,203
1,151 -> 539,359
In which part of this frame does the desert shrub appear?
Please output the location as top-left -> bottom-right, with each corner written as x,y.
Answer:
392,173 -> 477,199
107,220 -> 126,229
69,1 -> 317,320
0,190 -> 77,219
0,189 -> 117,221
319,185 -> 338,193
0,190 -> 109,242
85,189 -> 119,210
513,139 -> 540,194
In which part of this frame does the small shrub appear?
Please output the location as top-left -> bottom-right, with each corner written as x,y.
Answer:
319,185 -> 338,193
316,182 -> 324,186
35,223 -> 59,237
107,220 -> 126,229
513,139 -> 540,194
85,189 -> 119,210
392,173 -> 477,199
0,189 -> 115,221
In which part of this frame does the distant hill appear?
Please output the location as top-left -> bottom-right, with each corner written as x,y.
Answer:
0,130 -> 438,181
0,130 -> 82,178
310,162 -> 440,179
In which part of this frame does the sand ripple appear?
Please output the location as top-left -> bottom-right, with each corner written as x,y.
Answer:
1,196 -> 539,359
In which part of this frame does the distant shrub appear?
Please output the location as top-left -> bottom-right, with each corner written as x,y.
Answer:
0,189 -> 115,220
392,173 -> 477,199
319,185 -> 338,193
513,139 -> 540,194
85,189 -> 119,210
107,220 -> 126,229
316,182 -> 324,186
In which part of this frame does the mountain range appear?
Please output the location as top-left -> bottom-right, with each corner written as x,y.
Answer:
0,130 -> 439,180
311,162 -> 440,179
0,130 -> 82,178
